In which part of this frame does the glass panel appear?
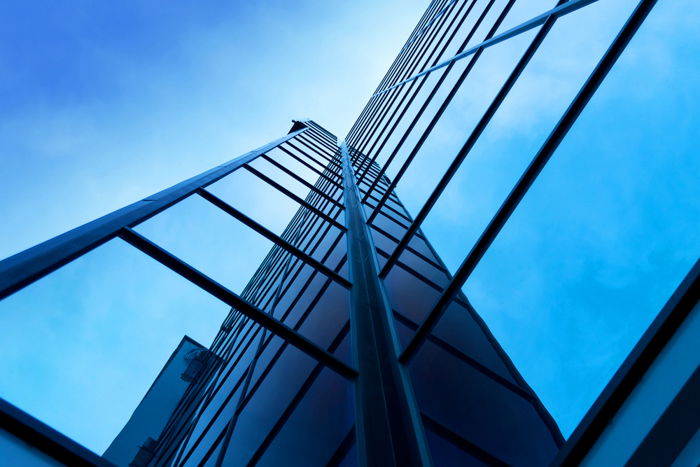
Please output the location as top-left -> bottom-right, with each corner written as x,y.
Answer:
420,0 -> 638,273
384,263 -> 441,324
495,0 -> 558,35
466,2 -> 700,436
134,194 -> 273,294
0,239 -> 228,454
255,368 -> 354,466
424,422 -> 490,466
392,25 -> 540,229
207,164 -> 306,237
409,338 -> 560,465
463,0 -> 700,438
221,339 -> 318,466
431,299 -> 517,383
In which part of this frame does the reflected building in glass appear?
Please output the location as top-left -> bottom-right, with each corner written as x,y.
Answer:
1,0 -> 698,466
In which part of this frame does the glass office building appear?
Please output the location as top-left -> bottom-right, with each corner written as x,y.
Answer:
0,0 -> 697,466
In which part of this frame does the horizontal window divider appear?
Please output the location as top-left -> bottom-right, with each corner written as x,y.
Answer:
242,164 -> 347,232
377,0 -> 563,280
260,154 -> 345,210
296,131 -> 339,155
398,0 -> 656,365
196,188 -> 351,289
421,413 -> 508,466
365,0 -> 510,226
277,146 -> 344,187
0,128 -> 308,301
287,141 -> 343,171
373,0 -> 600,97
118,227 -> 358,380
393,311 -> 534,402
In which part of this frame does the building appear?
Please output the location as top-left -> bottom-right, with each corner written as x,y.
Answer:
0,0 -> 697,466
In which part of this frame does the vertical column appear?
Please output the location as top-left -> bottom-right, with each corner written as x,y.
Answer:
340,143 -> 431,467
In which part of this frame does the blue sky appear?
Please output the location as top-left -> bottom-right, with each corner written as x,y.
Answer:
0,0 -> 426,452
0,0 -> 698,457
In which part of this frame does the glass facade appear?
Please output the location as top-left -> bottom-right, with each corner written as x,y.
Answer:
0,0 -> 697,466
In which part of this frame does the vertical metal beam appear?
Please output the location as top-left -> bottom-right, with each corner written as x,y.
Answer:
340,143 -> 431,467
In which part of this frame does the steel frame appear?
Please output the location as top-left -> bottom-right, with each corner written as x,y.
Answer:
0,0 -> 688,465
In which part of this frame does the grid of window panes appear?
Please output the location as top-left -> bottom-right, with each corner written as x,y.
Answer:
341,0 -> 694,464
0,0 -> 695,465
143,122 -> 359,466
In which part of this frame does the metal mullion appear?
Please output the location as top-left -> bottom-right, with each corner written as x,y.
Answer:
378,1 -> 567,278
244,247 -> 290,304
214,232 -> 300,467
0,398 -> 113,467
371,225 -> 448,272
356,0 -> 479,185
297,131 -> 338,155
347,0 -> 449,149
369,204 -> 412,231
278,144 -> 338,178
326,428 -> 356,466
232,271 -> 338,414
293,135 -> 338,163
353,0 -> 453,149
310,129 -> 340,151
162,141 -> 348,464
286,177 -> 346,252
233,203 -> 345,349
260,155 -> 345,210
375,248 -> 451,295
362,0 -> 502,210
287,141 -> 343,172
304,120 -> 338,143
223,253 -> 349,429
399,0 -> 460,59
287,139 -> 339,168
119,227 -> 357,379
393,311 -> 534,401
0,128 -> 307,300
247,250 -> 301,312
158,309 -> 262,466
555,263 -> 699,465
242,211 -> 330,314
351,5 -> 455,158
346,0 -> 444,146
170,241 -> 303,465
399,0 -> 658,364
196,189 -> 350,289
153,349 -> 225,463
242,165 -> 347,232
355,0 -> 449,128
371,0 -> 443,96
266,231 -> 345,336
346,0 -> 444,141
375,0 -> 601,97
340,143 -> 431,465
363,193 -> 415,226
352,0 -> 463,158
247,323 -> 351,464
176,360 -> 255,465
421,414 -> 508,466
277,146 -> 343,187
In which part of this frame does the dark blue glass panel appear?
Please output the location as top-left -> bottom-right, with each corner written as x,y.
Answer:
424,424 -> 489,466
409,338 -> 560,465
222,340 -> 317,466
256,368 -> 354,466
